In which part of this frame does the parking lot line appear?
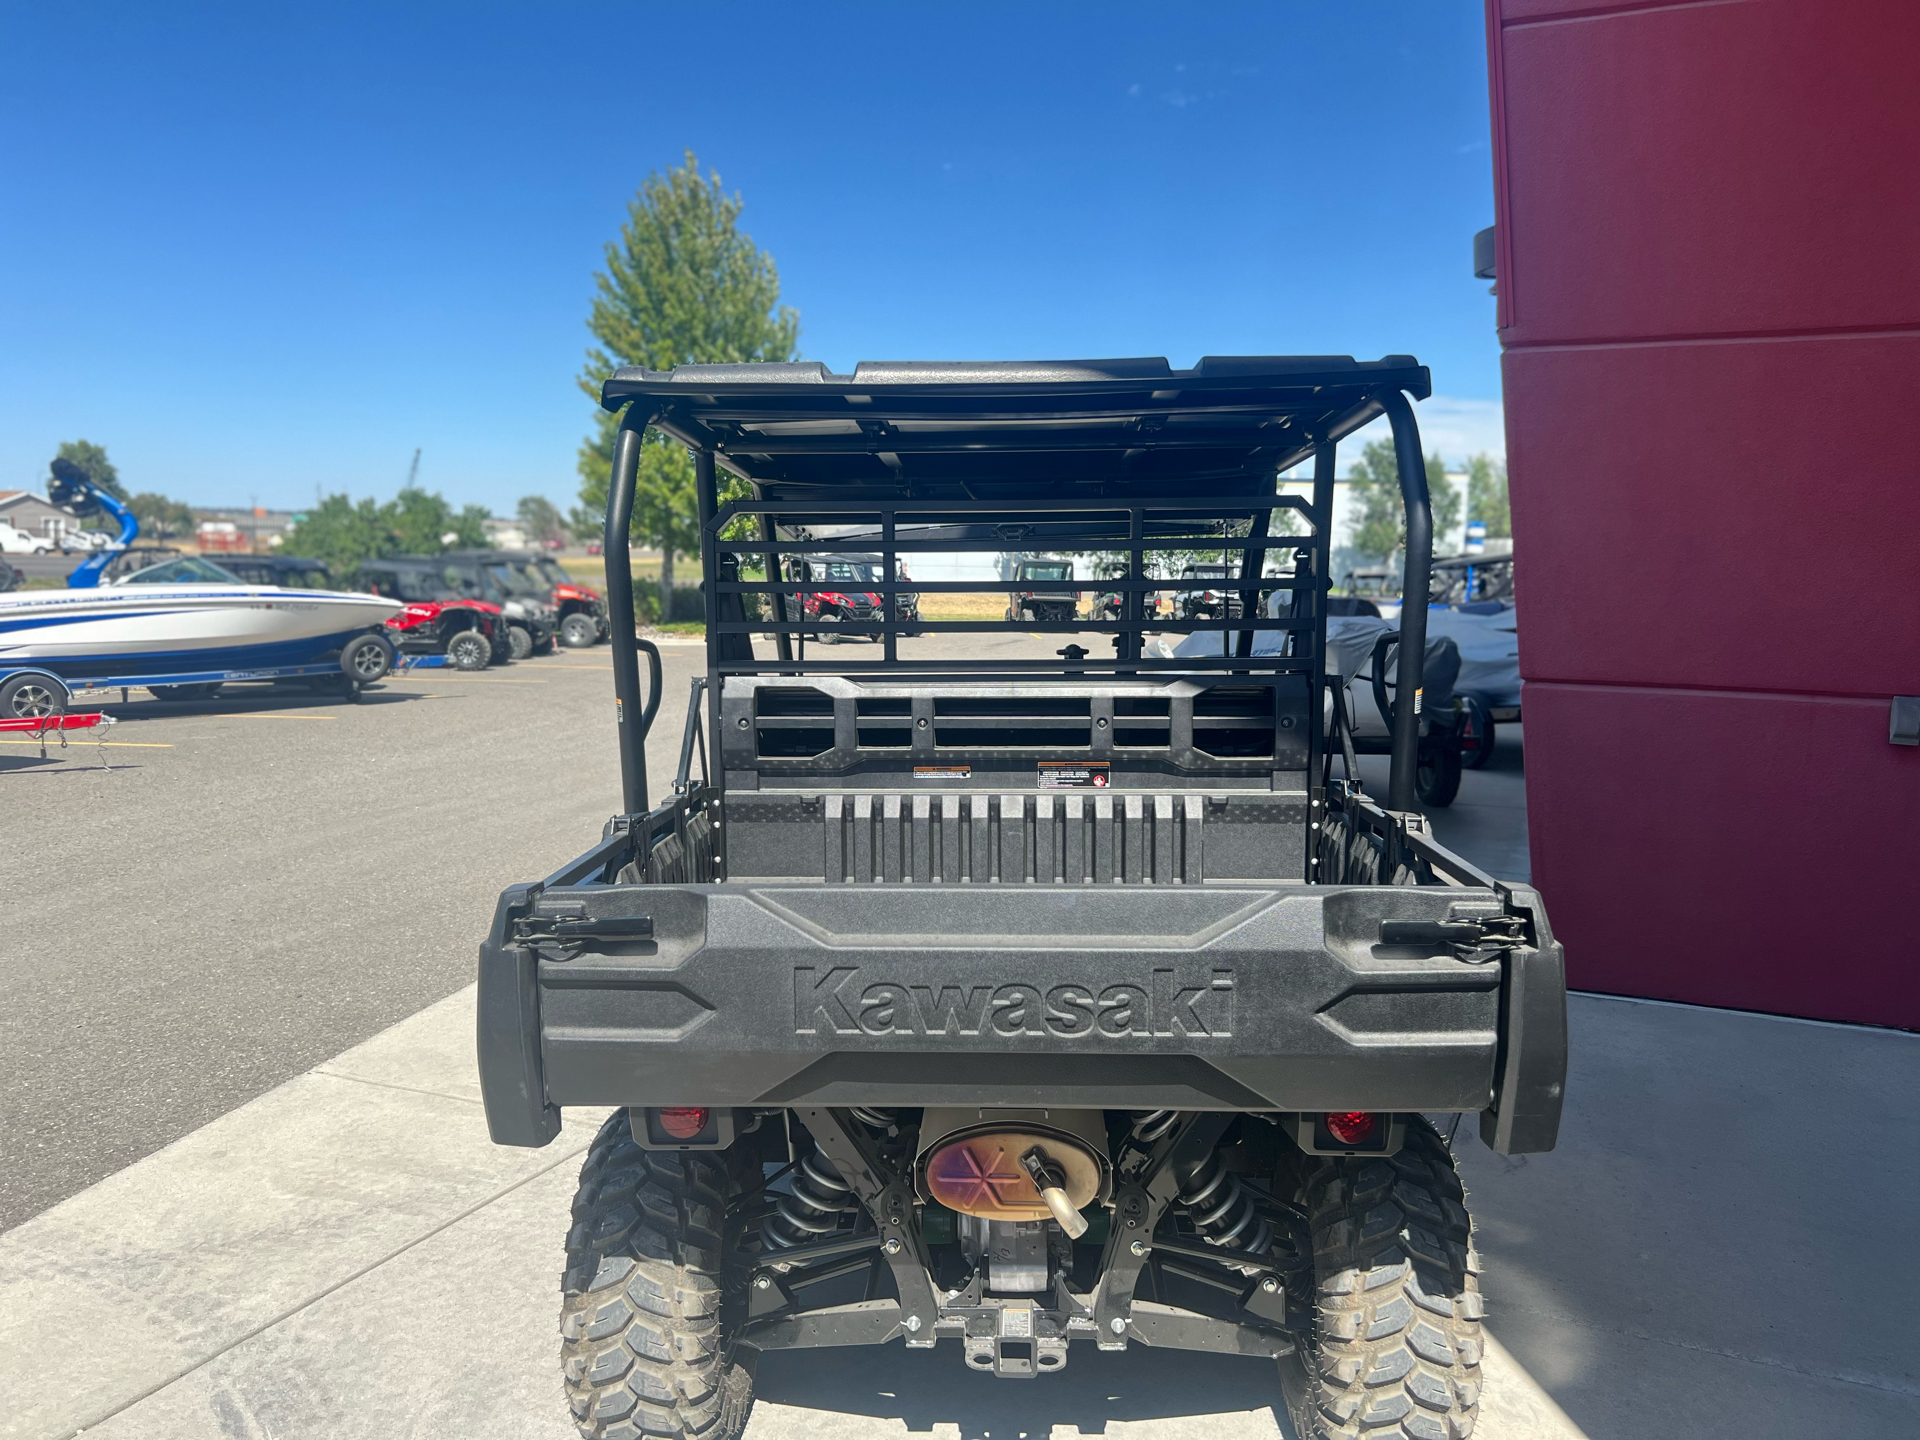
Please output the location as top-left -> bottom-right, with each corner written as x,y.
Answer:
183,713 -> 337,721
390,676 -> 547,684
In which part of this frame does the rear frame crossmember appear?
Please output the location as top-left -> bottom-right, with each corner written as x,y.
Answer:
731,1107 -> 1300,1371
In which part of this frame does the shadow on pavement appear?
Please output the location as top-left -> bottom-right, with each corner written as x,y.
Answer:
0,750 -> 136,775
753,1339 -> 1296,1438
76,683 -> 446,721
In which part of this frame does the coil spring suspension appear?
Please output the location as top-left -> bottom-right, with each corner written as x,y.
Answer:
848,1106 -> 899,1130
1178,1149 -> 1272,1254
1129,1109 -> 1180,1145
1129,1111 -> 1272,1256
761,1149 -> 860,1252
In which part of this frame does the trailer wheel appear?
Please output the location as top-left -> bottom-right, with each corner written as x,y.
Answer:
1416,743 -> 1463,809
560,1111 -> 754,1440
0,673 -> 69,719
446,630 -> 492,670
561,613 -> 599,648
340,634 -> 392,685
1278,1117 -> 1483,1440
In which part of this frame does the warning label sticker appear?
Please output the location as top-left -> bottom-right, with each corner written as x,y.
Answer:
1037,761 -> 1110,789
913,765 -> 970,780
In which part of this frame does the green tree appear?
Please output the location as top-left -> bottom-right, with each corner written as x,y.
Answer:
1345,439 -> 1459,561
386,486 -> 489,553
53,440 -> 126,502
283,488 -> 490,575
284,494 -> 392,572
128,492 -> 196,540
577,150 -> 799,598
1465,453 -> 1511,538
516,494 -> 565,546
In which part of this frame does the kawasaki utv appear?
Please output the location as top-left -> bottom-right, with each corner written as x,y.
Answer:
478,356 -> 1566,1440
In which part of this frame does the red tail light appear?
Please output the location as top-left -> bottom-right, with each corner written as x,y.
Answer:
1323,1111 -> 1378,1146
656,1107 -> 711,1140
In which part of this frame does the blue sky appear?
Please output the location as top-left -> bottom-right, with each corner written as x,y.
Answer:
0,2 -> 1503,516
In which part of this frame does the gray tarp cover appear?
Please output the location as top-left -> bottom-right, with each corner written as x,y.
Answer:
1169,600 -> 1521,709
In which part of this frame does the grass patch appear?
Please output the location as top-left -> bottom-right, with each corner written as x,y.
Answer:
917,591 -> 1023,621
559,554 -> 664,583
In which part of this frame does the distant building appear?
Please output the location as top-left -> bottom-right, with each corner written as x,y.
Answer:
192,507 -> 299,552
0,489 -> 86,542
483,518 -> 533,549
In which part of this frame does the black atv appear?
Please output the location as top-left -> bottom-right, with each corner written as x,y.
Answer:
478,355 -> 1566,1440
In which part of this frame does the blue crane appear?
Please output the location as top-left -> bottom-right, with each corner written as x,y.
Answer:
46,458 -> 140,588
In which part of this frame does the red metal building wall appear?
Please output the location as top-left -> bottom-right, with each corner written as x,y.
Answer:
1485,0 -> 1920,1028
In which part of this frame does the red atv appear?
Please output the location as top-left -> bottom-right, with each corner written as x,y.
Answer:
788,554 -> 882,642
382,601 -> 503,669
352,560 -> 505,670
516,551 -> 609,647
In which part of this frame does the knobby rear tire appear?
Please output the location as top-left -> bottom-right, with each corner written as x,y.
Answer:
560,1112 -> 755,1440
1279,1117 -> 1484,1440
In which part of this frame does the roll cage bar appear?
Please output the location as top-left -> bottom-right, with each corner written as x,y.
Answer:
596,357 -> 1434,817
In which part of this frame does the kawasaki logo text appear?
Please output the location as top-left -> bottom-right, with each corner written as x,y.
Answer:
793,967 -> 1234,1039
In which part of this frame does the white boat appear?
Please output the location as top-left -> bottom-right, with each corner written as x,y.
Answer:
0,557 -> 404,707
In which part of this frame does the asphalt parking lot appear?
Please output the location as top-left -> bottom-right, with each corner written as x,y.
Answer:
0,639 -> 706,1229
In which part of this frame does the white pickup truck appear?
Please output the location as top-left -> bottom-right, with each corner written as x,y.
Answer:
0,521 -> 56,555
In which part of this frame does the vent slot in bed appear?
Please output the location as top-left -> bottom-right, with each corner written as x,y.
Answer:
755,685 -> 836,758
1193,685 -> 1276,758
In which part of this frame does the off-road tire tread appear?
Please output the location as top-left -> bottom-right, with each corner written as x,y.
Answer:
447,630 -> 491,670
559,1112 -> 753,1440
1293,1117 -> 1482,1440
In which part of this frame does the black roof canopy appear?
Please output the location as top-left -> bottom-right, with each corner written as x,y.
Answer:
600,355 -> 1430,503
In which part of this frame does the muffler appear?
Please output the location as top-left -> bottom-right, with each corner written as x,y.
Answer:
915,1107 -> 1111,1239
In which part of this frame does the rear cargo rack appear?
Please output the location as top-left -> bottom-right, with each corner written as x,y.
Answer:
707,495 -> 1319,676
595,359 -> 1440,818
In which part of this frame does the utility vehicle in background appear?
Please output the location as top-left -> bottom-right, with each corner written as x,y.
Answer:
1091,560 -> 1162,623
352,557 -> 507,670
1174,561 -> 1244,622
507,550 -> 610,647
785,553 -> 885,641
1006,555 -> 1078,623
478,356 -> 1566,1440
1339,564 -> 1403,622
434,551 -> 560,660
217,554 -> 339,590
1429,551 -> 1514,611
